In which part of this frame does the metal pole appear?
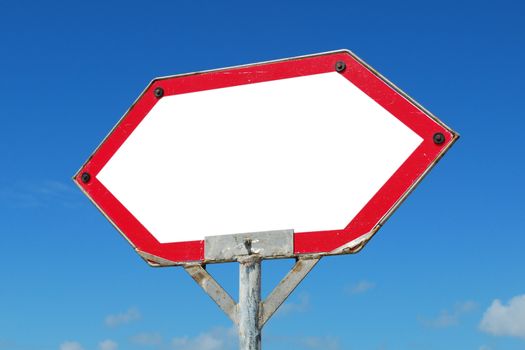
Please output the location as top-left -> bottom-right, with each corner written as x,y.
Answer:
184,251 -> 320,350
238,255 -> 262,350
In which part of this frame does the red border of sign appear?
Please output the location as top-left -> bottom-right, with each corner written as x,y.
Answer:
74,50 -> 457,265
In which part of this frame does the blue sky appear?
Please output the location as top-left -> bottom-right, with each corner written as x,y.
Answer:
1,1 -> 524,350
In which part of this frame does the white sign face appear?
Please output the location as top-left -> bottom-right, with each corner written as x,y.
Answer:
97,72 -> 422,243
75,50 -> 457,264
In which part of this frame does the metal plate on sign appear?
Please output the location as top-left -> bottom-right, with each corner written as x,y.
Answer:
205,230 -> 294,262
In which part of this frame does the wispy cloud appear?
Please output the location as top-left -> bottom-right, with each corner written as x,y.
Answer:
0,339 -> 14,350
375,343 -> 388,350
278,293 -> 310,316
479,294 -> 525,338
129,327 -> 236,350
299,336 -> 340,350
131,332 -> 163,346
479,346 -> 492,350
99,339 -> 118,350
131,327 -> 338,350
268,334 -> 341,350
59,341 -> 84,350
419,301 -> 477,328
105,308 -> 141,327
0,180 -> 80,209
171,327 -> 237,350
344,280 -> 375,295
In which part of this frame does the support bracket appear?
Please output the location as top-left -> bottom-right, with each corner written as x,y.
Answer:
260,256 -> 320,327
183,256 -> 321,330
184,264 -> 239,325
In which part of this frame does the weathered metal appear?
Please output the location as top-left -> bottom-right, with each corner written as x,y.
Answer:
335,60 -> 346,72
136,250 -> 178,267
81,172 -> 90,184
153,87 -> 164,98
205,230 -> 294,262
260,256 -> 320,327
183,264 -> 238,325
238,255 -> 262,350
183,253 -> 320,350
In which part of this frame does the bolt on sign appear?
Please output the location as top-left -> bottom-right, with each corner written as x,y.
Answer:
74,50 -> 458,266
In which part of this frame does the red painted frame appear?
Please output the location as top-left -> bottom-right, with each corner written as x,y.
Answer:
74,50 -> 457,265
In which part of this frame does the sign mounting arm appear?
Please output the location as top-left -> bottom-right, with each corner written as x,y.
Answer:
183,255 -> 321,349
183,264 -> 239,325
260,256 -> 321,327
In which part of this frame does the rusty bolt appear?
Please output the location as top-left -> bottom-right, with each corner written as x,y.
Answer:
433,132 -> 445,145
153,87 -> 164,98
81,172 -> 91,184
244,239 -> 253,255
335,61 -> 346,72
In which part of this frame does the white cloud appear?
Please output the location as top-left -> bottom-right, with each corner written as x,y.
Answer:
300,336 -> 340,350
171,334 -> 221,350
129,327 -> 236,349
99,339 -> 118,350
59,341 -> 84,350
345,280 -> 375,295
171,327 -> 237,350
480,294 -> 525,338
278,293 -> 310,316
105,308 -> 141,327
420,301 -> 477,328
131,332 -> 163,346
0,180 -> 79,209
268,334 -> 341,350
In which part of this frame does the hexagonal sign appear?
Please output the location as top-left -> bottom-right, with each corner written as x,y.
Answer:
74,50 -> 457,266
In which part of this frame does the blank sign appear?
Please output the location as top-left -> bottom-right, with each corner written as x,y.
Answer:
97,72 -> 422,243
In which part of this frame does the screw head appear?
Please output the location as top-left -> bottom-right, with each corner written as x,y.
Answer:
153,87 -> 164,98
433,132 -> 445,145
81,172 -> 91,184
335,61 -> 346,72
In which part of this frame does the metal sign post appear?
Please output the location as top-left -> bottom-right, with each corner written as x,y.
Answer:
238,255 -> 261,350
185,252 -> 320,350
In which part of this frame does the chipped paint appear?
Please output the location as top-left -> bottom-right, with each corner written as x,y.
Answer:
205,230 -> 294,262
329,230 -> 376,255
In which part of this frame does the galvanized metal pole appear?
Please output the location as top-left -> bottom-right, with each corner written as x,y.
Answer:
238,255 -> 262,350
184,249 -> 320,350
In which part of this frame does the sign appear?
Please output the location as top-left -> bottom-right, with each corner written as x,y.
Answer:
74,50 -> 457,265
